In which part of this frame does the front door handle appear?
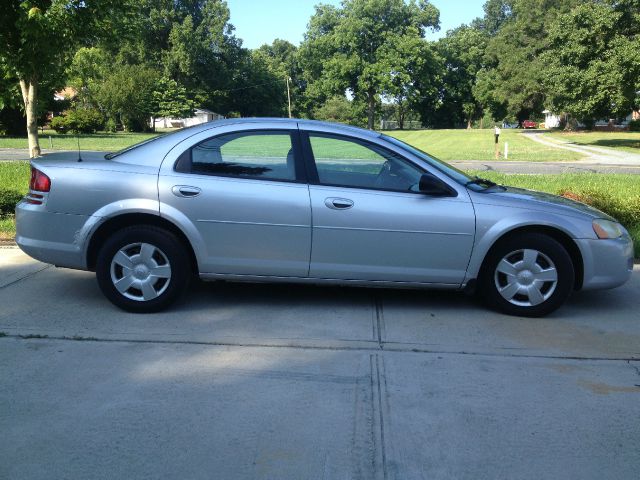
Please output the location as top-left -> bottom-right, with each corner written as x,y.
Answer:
324,197 -> 354,210
172,185 -> 201,198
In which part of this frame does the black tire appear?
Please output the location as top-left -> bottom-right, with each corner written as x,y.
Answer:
96,226 -> 191,313
478,233 -> 575,317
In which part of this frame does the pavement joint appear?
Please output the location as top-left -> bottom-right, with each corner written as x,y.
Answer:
2,333 -> 639,362
369,353 -> 388,480
0,264 -> 51,290
374,294 -> 385,349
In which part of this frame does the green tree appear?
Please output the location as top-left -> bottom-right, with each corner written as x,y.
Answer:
0,1 -> 133,157
475,0 -> 582,122
541,1 -> 640,124
313,96 -> 358,124
300,0 -> 440,129
254,39 -> 300,117
67,47 -> 111,108
152,77 -> 195,124
163,0 -> 241,111
424,25 -> 487,128
94,64 -> 159,131
223,49 -> 286,117
379,35 -> 442,129
472,0 -> 514,35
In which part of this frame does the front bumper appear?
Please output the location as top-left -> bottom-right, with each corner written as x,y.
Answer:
15,201 -> 91,270
576,234 -> 635,290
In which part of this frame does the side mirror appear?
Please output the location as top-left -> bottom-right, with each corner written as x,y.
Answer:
418,173 -> 456,196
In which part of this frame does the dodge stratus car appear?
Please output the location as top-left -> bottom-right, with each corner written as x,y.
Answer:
16,119 -> 634,316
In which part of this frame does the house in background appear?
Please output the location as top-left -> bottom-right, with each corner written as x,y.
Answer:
542,110 -> 561,129
53,87 -> 77,102
542,109 -> 639,130
153,108 -> 224,129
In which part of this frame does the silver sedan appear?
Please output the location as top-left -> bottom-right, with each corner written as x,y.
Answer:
16,119 -> 634,316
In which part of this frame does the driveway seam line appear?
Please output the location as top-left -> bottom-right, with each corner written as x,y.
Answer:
2,334 -> 638,362
374,295 -> 385,349
370,354 -> 387,480
0,265 -> 51,290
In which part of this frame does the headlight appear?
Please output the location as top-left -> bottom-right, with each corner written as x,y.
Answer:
592,219 -> 623,239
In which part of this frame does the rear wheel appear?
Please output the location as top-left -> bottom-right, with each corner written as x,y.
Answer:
479,233 -> 574,317
96,226 -> 191,313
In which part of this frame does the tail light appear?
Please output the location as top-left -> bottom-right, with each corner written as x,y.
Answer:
30,167 -> 51,192
26,167 -> 51,205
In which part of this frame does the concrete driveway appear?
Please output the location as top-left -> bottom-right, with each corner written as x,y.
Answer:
1,247 -> 639,479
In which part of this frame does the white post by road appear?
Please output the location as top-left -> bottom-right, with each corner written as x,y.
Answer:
504,142 -> 509,160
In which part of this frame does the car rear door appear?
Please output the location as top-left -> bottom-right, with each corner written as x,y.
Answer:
158,125 -> 311,277
301,129 -> 475,285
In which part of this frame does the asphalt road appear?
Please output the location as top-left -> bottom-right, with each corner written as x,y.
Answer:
1,247 -> 639,479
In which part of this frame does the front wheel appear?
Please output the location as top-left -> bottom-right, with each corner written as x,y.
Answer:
96,226 -> 191,313
479,233 -> 575,317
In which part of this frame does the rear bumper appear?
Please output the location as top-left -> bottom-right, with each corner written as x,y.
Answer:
576,235 -> 634,290
15,201 -> 91,270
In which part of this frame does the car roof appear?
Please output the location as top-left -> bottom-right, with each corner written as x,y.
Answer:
184,117 -> 380,138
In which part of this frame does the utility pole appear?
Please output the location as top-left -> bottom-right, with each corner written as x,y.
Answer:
286,76 -> 292,118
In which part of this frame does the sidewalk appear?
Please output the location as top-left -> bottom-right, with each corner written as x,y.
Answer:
524,131 -> 640,165
450,160 -> 640,174
0,148 -> 75,162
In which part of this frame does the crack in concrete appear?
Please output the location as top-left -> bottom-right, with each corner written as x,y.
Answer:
628,360 -> 640,387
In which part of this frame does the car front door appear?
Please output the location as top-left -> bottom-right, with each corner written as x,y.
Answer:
158,128 -> 311,277
302,131 -> 475,285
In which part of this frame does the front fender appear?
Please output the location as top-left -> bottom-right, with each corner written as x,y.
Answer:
464,208 -> 592,283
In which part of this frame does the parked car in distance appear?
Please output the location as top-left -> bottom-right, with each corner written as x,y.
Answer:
522,120 -> 537,129
16,119 -> 634,316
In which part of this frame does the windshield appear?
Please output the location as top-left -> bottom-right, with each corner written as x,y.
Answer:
104,133 -> 167,159
382,135 -> 474,186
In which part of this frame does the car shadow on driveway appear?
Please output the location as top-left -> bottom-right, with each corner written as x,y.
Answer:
1,264 -> 638,359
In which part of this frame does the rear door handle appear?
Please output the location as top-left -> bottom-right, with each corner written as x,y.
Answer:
172,186 -> 201,198
324,197 -> 354,210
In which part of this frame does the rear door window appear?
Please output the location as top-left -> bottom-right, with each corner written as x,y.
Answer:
177,131 -> 298,182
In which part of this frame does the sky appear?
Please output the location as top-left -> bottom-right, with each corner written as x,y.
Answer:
226,0 -> 486,49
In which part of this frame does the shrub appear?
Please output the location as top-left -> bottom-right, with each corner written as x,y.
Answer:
0,190 -> 24,216
629,120 -> 640,132
65,108 -> 105,133
50,116 -> 68,134
104,117 -> 117,133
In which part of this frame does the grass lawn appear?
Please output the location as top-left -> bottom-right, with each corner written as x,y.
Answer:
0,129 -> 167,152
0,160 -> 637,256
387,129 -> 584,162
546,131 -> 640,155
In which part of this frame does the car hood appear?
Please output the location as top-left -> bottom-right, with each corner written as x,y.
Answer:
472,186 -> 615,221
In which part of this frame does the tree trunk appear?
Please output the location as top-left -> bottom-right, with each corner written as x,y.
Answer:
367,90 -> 376,130
466,118 -> 472,130
19,78 -> 41,158
397,100 -> 405,130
